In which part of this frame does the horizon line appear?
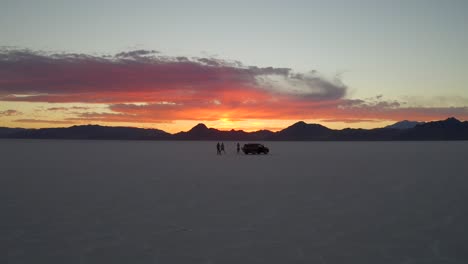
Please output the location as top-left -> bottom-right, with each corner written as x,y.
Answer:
1,117 -> 463,134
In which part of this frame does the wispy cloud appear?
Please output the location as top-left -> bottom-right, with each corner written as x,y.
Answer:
335,98 -> 468,121
14,119 -> 76,124
47,106 -> 90,111
0,109 -> 22,116
320,118 -> 382,123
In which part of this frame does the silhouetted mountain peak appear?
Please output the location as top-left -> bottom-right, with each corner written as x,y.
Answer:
385,120 -> 424,130
285,121 -> 328,130
1,117 -> 467,141
189,123 -> 209,132
444,117 -> 461,123
292,121 -> 307,126
273,120 -> 331,140
420,117 -> 462,128
397,116 -> 467,140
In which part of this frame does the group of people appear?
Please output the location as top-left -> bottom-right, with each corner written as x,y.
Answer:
216,142 -> 241,155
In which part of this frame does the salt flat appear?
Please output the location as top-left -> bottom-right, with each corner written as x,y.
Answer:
1,140 -> 468,264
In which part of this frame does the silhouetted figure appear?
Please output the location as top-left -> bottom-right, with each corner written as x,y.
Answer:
237,142 -> 240,154
216,142 -> 221,155
221,142 -> 225,154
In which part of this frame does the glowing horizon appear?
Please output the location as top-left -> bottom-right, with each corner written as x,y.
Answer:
1,48 -> 467,132
1,49 -> 466,133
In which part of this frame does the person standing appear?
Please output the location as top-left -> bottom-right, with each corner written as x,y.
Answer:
237,142 -> 240,154
216,142 -> 221,155
221,142 -> 225,154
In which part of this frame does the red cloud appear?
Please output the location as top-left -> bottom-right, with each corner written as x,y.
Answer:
1,48 -> 467,124
0,48 -> 346,103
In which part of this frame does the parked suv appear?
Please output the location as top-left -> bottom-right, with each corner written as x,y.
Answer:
242,143 -> 269,154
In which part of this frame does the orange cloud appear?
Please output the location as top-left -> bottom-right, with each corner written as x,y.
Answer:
1,48 -> 467,129
0,109 -> 22,116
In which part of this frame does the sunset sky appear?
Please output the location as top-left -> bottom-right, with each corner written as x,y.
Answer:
1,0 -> 467,132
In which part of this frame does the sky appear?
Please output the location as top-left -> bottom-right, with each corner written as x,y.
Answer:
1,0 -> 467,132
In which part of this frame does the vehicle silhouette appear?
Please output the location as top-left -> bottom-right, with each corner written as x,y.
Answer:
242,143 -> 269,155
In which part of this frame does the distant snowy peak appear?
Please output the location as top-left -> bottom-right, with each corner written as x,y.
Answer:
385,120 -> 425,130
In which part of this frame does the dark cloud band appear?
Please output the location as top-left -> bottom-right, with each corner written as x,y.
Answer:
0,48 -> 347,102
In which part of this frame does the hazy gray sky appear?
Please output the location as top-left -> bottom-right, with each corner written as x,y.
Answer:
2,0 -> 467,99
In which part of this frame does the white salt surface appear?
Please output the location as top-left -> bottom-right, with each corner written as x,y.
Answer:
1,140 -> 468,263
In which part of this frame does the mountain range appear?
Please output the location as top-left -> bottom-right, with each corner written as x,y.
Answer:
1,117 -> 467,141
384,120 -> 425,130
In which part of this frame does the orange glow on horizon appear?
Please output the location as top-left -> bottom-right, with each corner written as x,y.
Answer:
1,99 -> 467,133
1,48 -> 467,134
